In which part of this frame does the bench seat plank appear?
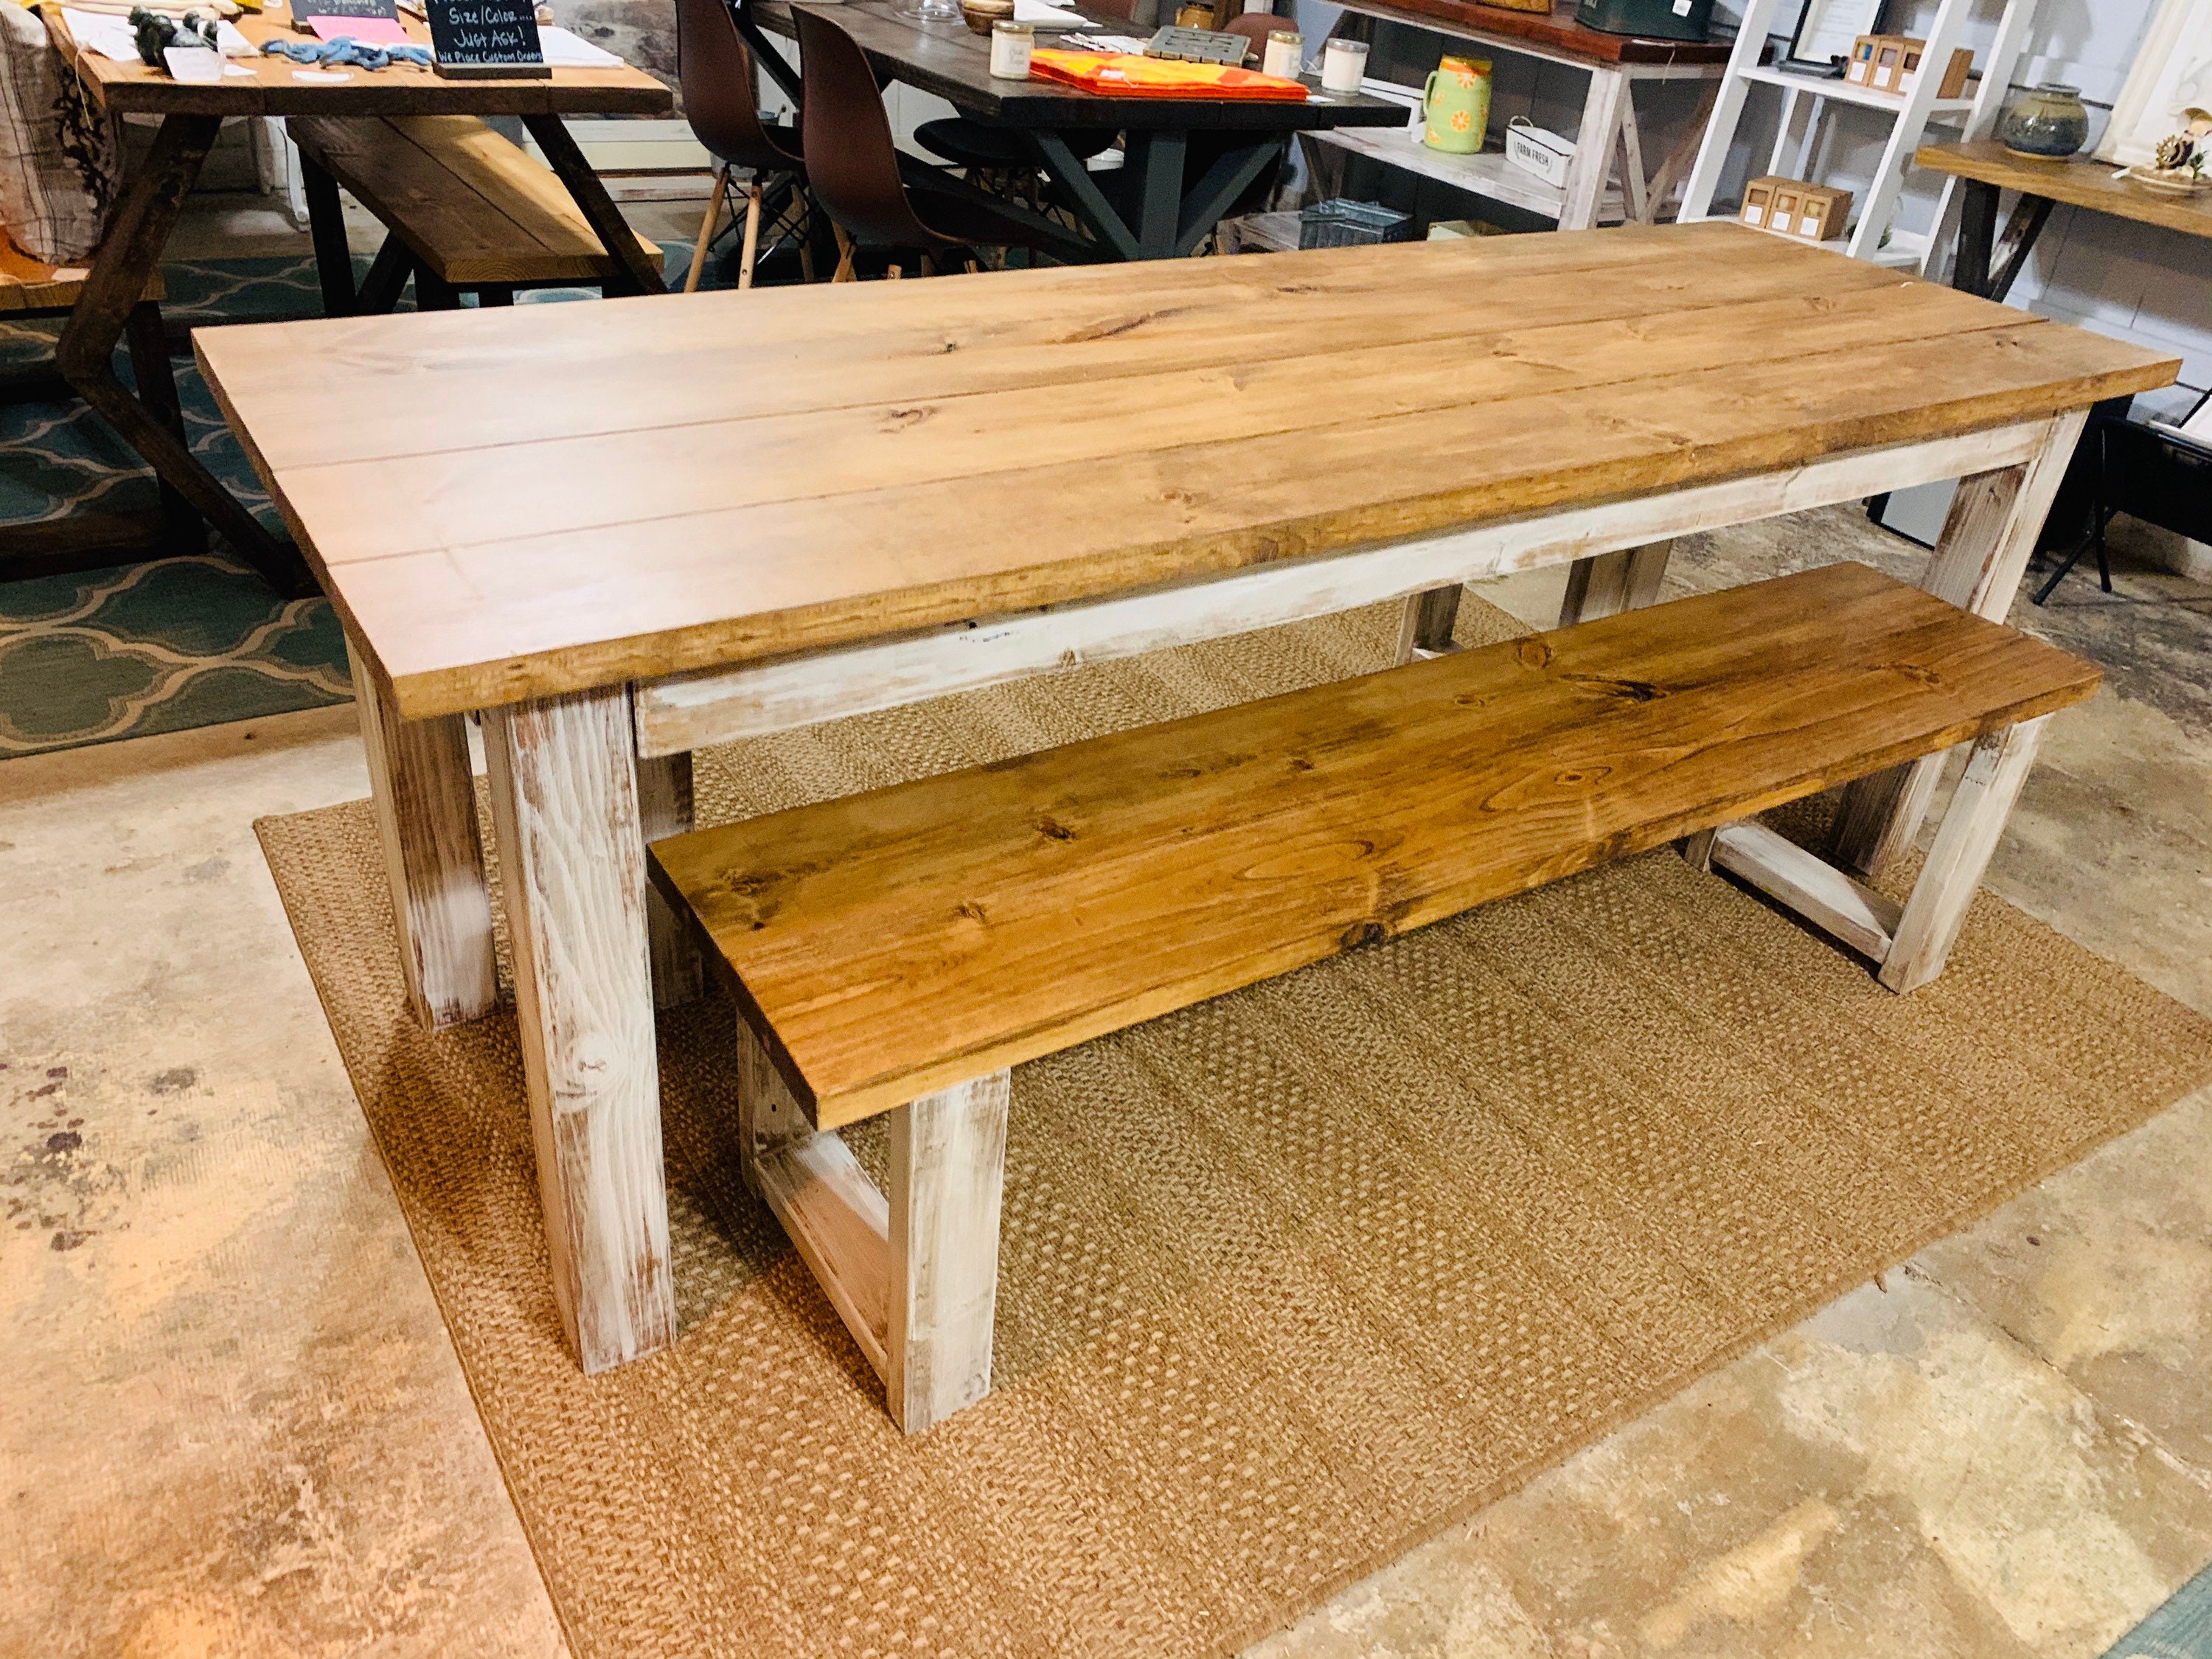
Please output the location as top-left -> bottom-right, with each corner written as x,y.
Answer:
0,237 -> 163,313
288,114 -> 658,286
650,562 -> 2100,1129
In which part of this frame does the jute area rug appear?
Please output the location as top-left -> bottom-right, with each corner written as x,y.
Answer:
257,594 -> 2212,1659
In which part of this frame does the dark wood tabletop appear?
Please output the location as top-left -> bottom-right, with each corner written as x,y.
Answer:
764,0 -> 1412,129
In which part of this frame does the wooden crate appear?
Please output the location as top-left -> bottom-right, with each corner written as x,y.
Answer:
1739,175 -> 1853,243
1847,34 -> 1972,98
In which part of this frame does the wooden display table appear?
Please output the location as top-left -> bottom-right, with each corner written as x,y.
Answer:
44,3 -> 670,594
1309,0 -> 1733,231
197,221 -> 2173,1376
1917,141 -> 2212,301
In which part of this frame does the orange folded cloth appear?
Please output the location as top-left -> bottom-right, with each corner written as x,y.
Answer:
1028,49 -> 1307,100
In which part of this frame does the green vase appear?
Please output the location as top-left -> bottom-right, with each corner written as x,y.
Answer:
1424,56 -> 1492,155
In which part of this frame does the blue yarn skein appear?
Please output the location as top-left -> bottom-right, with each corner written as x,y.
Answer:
260,35 -> 434,69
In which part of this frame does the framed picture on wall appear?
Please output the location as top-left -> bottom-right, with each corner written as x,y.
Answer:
1783,0 -> 1884,72
2099,0 -> 2212,165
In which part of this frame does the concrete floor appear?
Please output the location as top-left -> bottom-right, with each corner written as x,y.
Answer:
7,195 -> 2212,1658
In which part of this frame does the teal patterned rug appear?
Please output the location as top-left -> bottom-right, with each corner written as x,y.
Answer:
0,243 -> 686,759
0,254 -> 348,758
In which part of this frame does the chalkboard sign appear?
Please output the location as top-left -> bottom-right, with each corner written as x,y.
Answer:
425,0 -> 552,77
291,0 -> 399,27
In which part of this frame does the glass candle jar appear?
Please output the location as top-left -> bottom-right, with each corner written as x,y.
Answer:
1321,36 -> 1367,94
1998,84 -> 2090,159
988,18 -> 1033,79
1262,29 -> 1301,79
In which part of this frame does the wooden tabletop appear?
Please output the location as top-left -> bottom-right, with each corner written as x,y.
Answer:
762,0 -> 1411,129
1340,0 -> 1735,66
49,1 -> 671,116
194,221 -> 2177,720
1916,142 -> 2212,242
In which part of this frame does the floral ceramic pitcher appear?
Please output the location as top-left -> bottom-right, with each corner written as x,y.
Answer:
1424,55 -> 1492,154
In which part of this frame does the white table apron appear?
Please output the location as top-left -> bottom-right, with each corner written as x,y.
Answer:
349,407 -> 2085,1374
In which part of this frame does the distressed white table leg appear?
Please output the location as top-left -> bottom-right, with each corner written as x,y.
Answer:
1680,826 -> 1719,873
888,1071 -> 1011,1435
484,685 -> 675,1373
1395,584 -> 1462,664
1879,716 -> 2048,993
348,640 -> 496,1029
1831,411 -> 2086,877
635,747 -> 704,1008
1559,540 -> 1674,627
1559,65 -> 1630,232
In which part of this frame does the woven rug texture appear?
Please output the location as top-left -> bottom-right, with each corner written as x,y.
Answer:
256,595 -> 2212,1659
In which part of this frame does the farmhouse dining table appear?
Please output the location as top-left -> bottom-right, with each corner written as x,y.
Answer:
752,0 -> 1411,261
45,1 -> 671,595
196,221 -> 2174,1374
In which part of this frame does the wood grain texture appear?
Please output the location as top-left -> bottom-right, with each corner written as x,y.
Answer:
887,1071 -> 1010,1435
1881,715 -> 2048,992
630,419 -> 2053,757
288,116 -> 661,286
1918,142 -> 2212,242
192,224 -> 2175,722
651,563 -> 2101,1128
484,685 -> 675,1372
49,7 -> 670,116
349,640 -> 497,1027
0,238 -> 162,313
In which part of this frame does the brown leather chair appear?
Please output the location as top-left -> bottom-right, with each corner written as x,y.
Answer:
796,8 -> 1065,276
678,0 -> 808,291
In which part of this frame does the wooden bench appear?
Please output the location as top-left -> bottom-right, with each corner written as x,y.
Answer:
287,114 -> 664,312
0,236 -> 194,581
650,561 -> 2095,1433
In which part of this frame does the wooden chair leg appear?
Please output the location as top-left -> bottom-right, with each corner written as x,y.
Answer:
737,179 -> 765,291
1559,540 -> 1673,627
1879,716 -> 2049,993
685,164 -> 731,294
888,1071 -> 1010,1435
831,224 -> 858,283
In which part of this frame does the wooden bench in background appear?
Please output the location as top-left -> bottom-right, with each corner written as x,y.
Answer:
650,561 -> 2102,1434
0,237 -> 195,582
288,114 -> 664,313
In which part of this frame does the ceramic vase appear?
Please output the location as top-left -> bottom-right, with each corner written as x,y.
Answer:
1999,85 -> 2091,159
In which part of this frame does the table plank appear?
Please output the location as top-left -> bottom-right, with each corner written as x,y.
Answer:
1916,142 -> 2212,243
50,3 -> 671,116
271,278 -> 2044,566
1339,0 -> 1735,66
649,561 -> 2101,1126
201,221 -> 1864,467
195,224 -> 2177,720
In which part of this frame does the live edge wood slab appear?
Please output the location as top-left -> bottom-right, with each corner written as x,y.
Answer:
196,221 -> 2174,1377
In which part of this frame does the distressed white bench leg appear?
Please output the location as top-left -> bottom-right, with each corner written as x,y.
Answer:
735,1018 -> 1010,1434
1395,584 -> 1461,664
635,748 -> 704,1009
888,1071 -> 1011,1435
484,685 -> 676,1374
1558,540 -> 1673,627
1879,716 -> 2048,993
1832,411 -> 2085,877
348,640 -> 497,1029
1680,826 -> 1719,873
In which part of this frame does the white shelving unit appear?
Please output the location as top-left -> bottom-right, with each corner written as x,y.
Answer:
1679,0 -> 2042,274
